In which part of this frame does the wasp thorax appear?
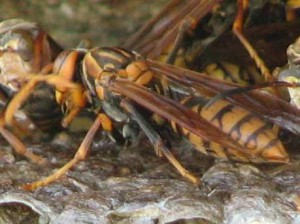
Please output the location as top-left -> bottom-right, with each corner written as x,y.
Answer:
125,61 -> 153,86
83,51 -> 104,79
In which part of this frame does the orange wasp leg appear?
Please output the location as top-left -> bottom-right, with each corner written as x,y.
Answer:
233,0 -> 273,82
23,113 -> 108,191
0,117 -> 46,165
121,99 -> 200,185
4,74 -> 81,129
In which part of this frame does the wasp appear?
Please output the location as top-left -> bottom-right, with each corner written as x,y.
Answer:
3,0 -> 300,190
5,44 -> 300,191
211,34 -> 300,113
125,0 -> 300,132
125,0 -> 300,111
125,0 -> 300,84
0,19 -> 63,163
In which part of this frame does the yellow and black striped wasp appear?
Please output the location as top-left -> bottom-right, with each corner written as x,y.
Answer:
125,0 -> 300,83
5,44 -> 300,190
125,0 -> 300,112
124,0 -> 300,135
3,0 -> 300,190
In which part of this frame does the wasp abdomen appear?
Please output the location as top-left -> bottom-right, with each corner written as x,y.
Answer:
201,99 -> 289,163
203,62 -> 263,85
171,96 -> 289,163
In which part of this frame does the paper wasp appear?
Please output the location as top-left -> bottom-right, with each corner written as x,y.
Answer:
5,44 -> 300,190
125,0 -> 300,111
3,0 -> 300,190
124,0 -> 300,128
124,0 -> 300,83
0,19 -> 63,163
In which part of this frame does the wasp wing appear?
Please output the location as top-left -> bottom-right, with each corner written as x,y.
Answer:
107,78 -> 251,154
123,0 -> 220,59
146,59 -> 300,134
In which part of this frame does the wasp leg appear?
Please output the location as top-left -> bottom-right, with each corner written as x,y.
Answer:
0,115 -> 46,164
40,63 -> 54,75
5,74 -> 80,129
121,99 -> 200,185
233,0 -> 273,82
165,17 -> 197,65
22,113 -> 109,191
1,110 -> 34,139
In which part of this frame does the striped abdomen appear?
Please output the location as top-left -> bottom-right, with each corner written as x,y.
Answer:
172,96 -> 289,163
203,61 -> 263,85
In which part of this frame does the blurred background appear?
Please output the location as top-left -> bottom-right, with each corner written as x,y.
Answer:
0,0 -> 167,48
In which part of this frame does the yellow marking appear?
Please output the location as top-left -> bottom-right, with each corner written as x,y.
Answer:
240,121 -> 265,150
170,120 -> 178,134
126,61 -> 147,80
187,132 -> 207,155
152,113 -> 165,125
201,99 -> 229,122
83,52 -> 103,79
114,48 -> 133,58
255,132 -> 278,152
97,50 -> 125,64
126,61 -> 153,86
99,113 -> 113,132
261,143 -> 289,163
55,91 -> 63,105
205,141 -> 227,159
95,86 -> 105,100
136,70 -> 153,86
54,51 -> 79,92
221,62 -> 239,82
217,106 -> 247,135
104,63 -> 115,69
204,63 -> 226,81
